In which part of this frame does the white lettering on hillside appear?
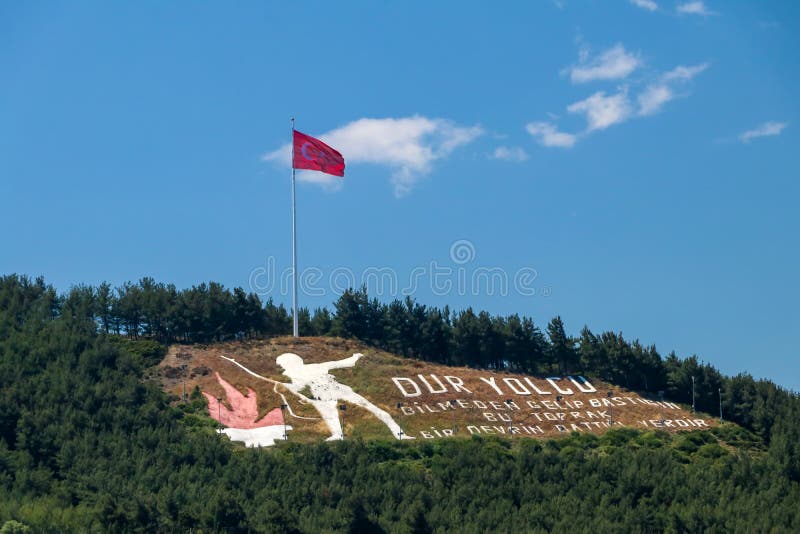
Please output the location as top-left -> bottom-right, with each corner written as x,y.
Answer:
418,374 -> 448,394
388,375 -> 712,436
478,376 -> 504,395
546,377 -> 574,395
390,374 -> 599,397
395,396 -> 709,430
392,377 -> 421,397
444,376 -> 471,393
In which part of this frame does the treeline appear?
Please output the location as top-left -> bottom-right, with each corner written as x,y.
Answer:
61,278 -> 292,342
45,278 -> 708,387
1,274 -> 800,531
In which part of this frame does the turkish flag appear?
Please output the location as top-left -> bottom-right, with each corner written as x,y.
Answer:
292,130 -> 345,177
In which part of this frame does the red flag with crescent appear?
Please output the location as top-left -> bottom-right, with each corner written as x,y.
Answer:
292,130 -> 345,177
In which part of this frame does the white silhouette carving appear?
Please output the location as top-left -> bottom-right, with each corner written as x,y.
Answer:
276,352 -> 412,441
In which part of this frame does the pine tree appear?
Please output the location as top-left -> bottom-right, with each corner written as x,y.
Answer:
547,316 -> 577,374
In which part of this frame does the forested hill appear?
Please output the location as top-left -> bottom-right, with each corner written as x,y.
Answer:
29,275 -> 796,438
2,274 -> 800,532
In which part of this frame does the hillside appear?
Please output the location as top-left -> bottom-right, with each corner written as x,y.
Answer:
2,275 -> 799,532
158,337 -> 716,446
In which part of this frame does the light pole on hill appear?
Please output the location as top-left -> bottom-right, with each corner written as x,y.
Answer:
505,399 -> 514,436
607,390 -> 614,427
449,399 -> 457,434
396,402 -> 405,439
658,391 -> 665,427
181,364 -> 187,403
339,404 -> 347,440
280,404 -> 288,441
691,376 -> 696,413
556,395 -> 563,429
216,396 -> 223,435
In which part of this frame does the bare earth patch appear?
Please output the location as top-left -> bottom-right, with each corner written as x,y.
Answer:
156,336 -> 717,446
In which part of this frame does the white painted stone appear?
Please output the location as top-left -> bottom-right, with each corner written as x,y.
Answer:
220,425 -> 293,447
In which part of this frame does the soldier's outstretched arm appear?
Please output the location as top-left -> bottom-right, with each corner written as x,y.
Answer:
322,353 -> 363,371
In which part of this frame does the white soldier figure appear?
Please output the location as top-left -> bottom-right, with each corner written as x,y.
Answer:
276,352 -> 412,440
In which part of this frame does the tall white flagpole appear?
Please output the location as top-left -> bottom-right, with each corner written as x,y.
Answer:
290,117 -> 299,337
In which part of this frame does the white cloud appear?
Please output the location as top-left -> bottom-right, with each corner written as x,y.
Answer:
567,90 -> 633,131
568,44 -> 641,84
739,121 -> 788,143
637,62 -> 709,115
525,122 -> 578,148
677,1 -> 715,16
637,85 -> 673,116
263,116 -> 483,197
492,146 -> 530,161
291,169 -> 345,191
630,0 -> 658,11
662,62 -> 709,81
533,48 -> 708,148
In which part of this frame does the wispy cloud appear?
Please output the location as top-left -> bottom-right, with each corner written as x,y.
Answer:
531,41 -> 708,149
526,122 -> 578,148
491,146 -> 530,161
677,1 -> 716,16
739,121 -> 788,143
630,0 -> 658,11
662,63 -> 709,82
637,62 -> 709,115
568,44 -> 641,84
263,116 -> 483,197
637,85 -> 673,116
567,90 -> 633,131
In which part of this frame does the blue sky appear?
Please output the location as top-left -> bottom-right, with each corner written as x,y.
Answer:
1,1 -> 798,390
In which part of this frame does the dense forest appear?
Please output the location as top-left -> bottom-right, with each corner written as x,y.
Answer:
1,274 -> 799,532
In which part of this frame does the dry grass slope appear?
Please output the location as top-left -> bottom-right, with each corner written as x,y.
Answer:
157,336 -> 718,444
